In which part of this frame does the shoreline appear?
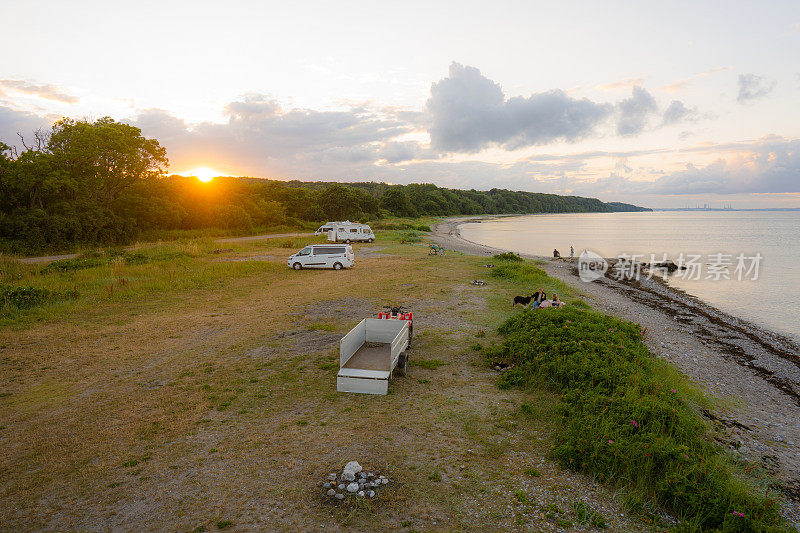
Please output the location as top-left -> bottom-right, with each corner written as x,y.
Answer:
431,216 -> 800,516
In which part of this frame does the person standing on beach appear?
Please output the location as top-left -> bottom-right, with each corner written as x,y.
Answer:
570,246 -> 574,258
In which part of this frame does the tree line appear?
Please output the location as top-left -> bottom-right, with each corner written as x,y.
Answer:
0,117 -> 647,253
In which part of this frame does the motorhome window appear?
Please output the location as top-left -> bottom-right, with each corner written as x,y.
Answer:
350,229 -> 358,233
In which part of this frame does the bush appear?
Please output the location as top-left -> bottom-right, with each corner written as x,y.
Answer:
40,253 -> 105,274
0,285 -> 78,310
1,285 -> 53,309
496,307 -> 790,531
399,231 -> 422,243
493,251 -> 522,262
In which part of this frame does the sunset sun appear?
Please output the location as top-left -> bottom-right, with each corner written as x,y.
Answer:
188,167 -> 219,182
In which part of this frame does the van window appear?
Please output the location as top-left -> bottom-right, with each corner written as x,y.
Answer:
296,247 -> 312,256
315,247 -> 346,255
322,227 -> 332,232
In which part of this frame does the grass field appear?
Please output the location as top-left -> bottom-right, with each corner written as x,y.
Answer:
1,231 -> 644,531
1,231 -> 788,531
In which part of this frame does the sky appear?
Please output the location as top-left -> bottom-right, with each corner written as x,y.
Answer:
1,0 -> 799,208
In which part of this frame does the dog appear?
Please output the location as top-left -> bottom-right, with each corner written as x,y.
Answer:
512,294 -> 535,308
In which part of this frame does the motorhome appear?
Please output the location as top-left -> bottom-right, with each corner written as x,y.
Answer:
327,223 -> 375,243
314,221 -> 374,242
287,244 -> 354,270
313,222 -> 345,236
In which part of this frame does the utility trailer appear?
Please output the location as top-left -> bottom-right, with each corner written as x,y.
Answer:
337,318 -> 409,395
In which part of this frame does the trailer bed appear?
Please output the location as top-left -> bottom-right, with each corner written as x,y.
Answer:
341,342 -> 391,371
337,319 -> 409,395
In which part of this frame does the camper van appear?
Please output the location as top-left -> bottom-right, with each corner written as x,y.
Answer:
313,222 -> 342,236
327,223 -> 374,243
287,244 -> 354,270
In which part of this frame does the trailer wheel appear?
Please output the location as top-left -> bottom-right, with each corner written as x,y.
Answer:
344,239 -> 351,244
397,352 -> 408,376
292,262 -> 302,270
333,262 -> 343,270
368,238 -> 374,243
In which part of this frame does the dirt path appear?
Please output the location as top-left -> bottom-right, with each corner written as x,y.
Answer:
14,232 -> 314,264
431,217 -> 800,526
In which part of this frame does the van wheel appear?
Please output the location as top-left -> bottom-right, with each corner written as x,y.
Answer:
397,352 -> 408,376
333,262 -> 343,270
293,262 -> 302,270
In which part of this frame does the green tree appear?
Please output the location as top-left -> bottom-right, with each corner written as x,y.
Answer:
48,117 -> 168,208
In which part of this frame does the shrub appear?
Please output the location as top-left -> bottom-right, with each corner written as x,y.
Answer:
416,224 -> 432,232
399,231 -> 422,243
496,307 -> 789,531
40,252 -> 105,274
1,285 -> 53,309
493,251 -> 522,262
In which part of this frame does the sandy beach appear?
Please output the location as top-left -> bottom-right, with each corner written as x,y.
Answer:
432,216 -> 800,523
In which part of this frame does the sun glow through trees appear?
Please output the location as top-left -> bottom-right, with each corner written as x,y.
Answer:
187,167 -> 219,182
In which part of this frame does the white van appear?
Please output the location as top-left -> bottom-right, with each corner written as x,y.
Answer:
287,244 -> 354,270
327,223 -> 375,243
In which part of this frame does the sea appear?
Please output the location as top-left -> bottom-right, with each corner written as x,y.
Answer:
460,211 -> 800,343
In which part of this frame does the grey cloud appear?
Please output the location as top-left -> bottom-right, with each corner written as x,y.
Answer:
737,74 -> 776,103
563,138 -> 800,197
0,80 -> 78,104
662,100 -> 700,126
616,86 -> 658,136
378,141 -> 435,164
0,105 -> 58,148
127,97 -> 417,178
426,63 -> 613,153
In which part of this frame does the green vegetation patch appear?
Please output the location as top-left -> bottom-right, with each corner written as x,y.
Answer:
410,358 -> 448,370
492,251 -> 523,262
0,285 -> 77,310
494,306 -> 790,531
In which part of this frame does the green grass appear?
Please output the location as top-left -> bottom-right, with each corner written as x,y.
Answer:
0,239 -> 287,327
493,305 -> 792,532
410,358 -> 448,370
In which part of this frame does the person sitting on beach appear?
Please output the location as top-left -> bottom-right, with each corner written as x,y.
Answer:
531,288 -> 546,308
551,294 -> 565,308
553,249 -> 560,259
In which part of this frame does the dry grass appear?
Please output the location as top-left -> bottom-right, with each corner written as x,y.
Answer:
0,239 -> 645,531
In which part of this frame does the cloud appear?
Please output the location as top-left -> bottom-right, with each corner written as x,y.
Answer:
596,77 -> 645,90
662,100 -> 701,126
737,74 -> 776,103
658,79 -> 692,94
616,86 -> 658,136
0,105 -> 58,147
696,66 -> 731,77
426,63 -> 613,153
0,79 -> 78,104
128,96 -> 415,177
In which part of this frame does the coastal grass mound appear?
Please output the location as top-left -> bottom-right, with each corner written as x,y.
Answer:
493,305 -> 791,531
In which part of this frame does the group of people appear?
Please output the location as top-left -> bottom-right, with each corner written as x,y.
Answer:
553,245 -> 575,259
530,288 -> 565,309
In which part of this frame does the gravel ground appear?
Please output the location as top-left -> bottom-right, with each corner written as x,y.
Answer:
432,217 -> 800,528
